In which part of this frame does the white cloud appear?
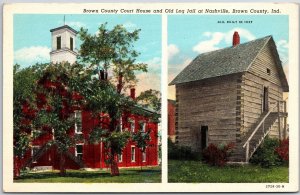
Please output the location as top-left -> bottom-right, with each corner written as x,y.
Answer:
135,72 -> 161,96
136,57 -> 161,73
224,28 -> 256,44
277,40 -> 289,49
193,28 -> 256,54
133,57 -> 161,96
168,44 -> 180,60
283,64 -> 289,81
14,46 -> 50,66
193,32 -> 224,53
66,21 -> 86,29
144,57 -> 161,72
277,39 -> 289,64
122,21 -> 138,32
203,31 -> 212,37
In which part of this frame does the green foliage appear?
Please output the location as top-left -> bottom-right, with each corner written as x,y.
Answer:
168,138 -> 201,161
78,22 -> 147,90
13,132 -> 31,158
14,22 -> 160,177
250,137 -> 282,168
102,131 -> 131,165
136,89 -> 161,113
168,160 -> 288,183
104,131 -> 131,154
13,63 -> 47,157
132,130 -> 151,152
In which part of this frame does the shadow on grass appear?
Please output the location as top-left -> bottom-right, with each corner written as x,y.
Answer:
17,168 -> 161,180
18,171 -> 112,180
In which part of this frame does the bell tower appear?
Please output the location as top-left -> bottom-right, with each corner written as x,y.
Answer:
50,25 -> 78,64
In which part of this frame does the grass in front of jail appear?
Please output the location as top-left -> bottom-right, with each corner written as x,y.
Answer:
168,160 -> 288,183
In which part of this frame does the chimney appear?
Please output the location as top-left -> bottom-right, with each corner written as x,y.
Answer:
130,88 -> 135,99
232,31 -> 240,46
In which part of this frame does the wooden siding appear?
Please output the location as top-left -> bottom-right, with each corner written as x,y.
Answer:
241,42 -> 284,139
241,73 -> 282,138
248,42 -> 282,87
175,74 -> 241,151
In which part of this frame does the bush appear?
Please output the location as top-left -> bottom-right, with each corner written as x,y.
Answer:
276,138 -> 289,164
250,137 -> 282,168
168,138 -> 200,160
202,142 -> 235,167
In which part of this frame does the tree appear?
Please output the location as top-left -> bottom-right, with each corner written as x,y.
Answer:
14,62 -> 89,177
78,23 -> 149,176
78,23 -> 147,92
13,23 -> 160,178
136,89 -> 161,112
33,62 -> 89,176
13,63 -> 46,178
132,127 -> 151,171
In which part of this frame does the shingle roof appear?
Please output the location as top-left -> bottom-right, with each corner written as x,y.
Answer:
169,36 -> 272,85
50,25 -> 78,34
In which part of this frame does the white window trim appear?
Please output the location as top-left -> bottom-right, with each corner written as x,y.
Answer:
142,151 -> 146,162
129,119 -> 135,132
31,146 -> 40,163
120,116 -> 123,132
118,153 -> 123,163
74,110 -> 82,134
131,146 -> 136,162
141,122 -> 146,132
75,143 -> 84,157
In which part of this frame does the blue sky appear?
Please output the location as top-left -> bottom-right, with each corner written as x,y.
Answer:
14,14 -> 162,94
168,15 -> 289,99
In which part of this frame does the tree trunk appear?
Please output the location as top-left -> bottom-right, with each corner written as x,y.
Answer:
110,150 -> 119,176
59,152 -> 66,176
13,156 -> 20,179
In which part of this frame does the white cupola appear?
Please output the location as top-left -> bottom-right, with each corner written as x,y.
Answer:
50,25 -> 78,64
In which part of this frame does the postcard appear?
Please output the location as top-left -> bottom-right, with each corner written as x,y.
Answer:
2,2 -> 299,193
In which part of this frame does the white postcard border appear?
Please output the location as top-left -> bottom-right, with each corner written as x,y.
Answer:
3,2 -> 299,192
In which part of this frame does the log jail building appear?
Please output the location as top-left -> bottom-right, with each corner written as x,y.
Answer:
169,32 -> 289,162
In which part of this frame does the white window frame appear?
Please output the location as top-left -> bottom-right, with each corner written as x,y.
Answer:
31,146 -> 40,163
74,110 -> 82,134
129,119 -> 135,132
120,116 -> 123,132
75,144 -> 83,160
131,146 -> 136,162
142,151 -> 146,162
118,153 -> 123,163
141,122 -> 146,132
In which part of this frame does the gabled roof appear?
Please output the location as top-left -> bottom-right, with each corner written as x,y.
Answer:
169,36 -> 289,92
50,25 -> 78,34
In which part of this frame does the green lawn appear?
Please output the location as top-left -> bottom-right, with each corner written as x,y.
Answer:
14,166 -> 161,183
168,160 -> 288,183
